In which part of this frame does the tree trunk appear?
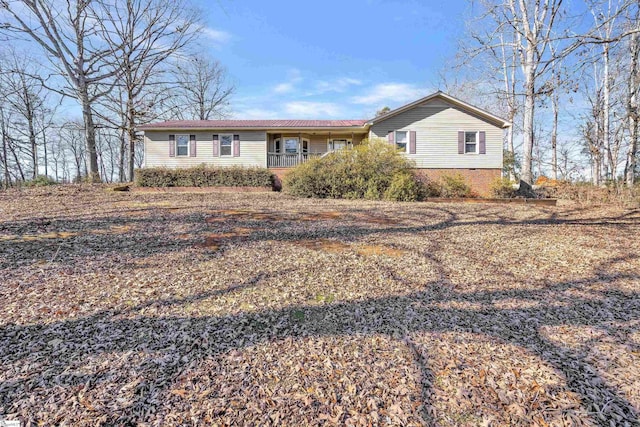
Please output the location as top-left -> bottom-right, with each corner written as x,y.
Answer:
127,100 -> 136,182
118,128 -> 126,182
594,150 -> 602,186
20,83 -> 39,180
75,156 -> 82,181
1,123 -> 10,188
79,83 -> 101,182
521,58 -> 536,184
603,43 -> 614,181
43,128 -> 48,177
627,117 -> 639,186
551,88 -> 559,181
28,111 -> 37,179
9,143 -> 25,182
626,31 -> 639,187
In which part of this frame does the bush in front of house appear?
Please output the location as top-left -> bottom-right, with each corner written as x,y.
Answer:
383,172 -> 425,201
438,173 -> 472,198
135,165 -> 274,188
284,138 -> 425,201
490,177 -> 518,198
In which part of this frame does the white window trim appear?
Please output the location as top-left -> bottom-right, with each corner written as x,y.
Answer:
327,138 -> 352,151
395,130 -> 408,153
219,133 -> 233,157
175,134 -> 190,157
464,131 -> 479,155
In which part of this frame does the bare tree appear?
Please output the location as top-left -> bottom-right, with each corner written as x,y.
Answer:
0,104 -> 12,187
586,0 -> 630,182
464,0 -> 566,184
624,7 -> 640,186
98,0 -> 200,181
503,0 -> 564,185
550,73 -> 560,181
1,0 -> 123,182
464,0 -> 563,183
58,120 -> 88,182
498,30 -> 521,181
580,68 -> 607,185
163,57 -> 234,121
0,52 -> 51,179
545,43 -> 568,181
462,0 -> 639,184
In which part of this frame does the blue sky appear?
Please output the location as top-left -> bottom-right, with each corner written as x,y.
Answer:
196,0 -> 467,119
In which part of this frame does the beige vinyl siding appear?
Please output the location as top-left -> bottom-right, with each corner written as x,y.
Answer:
308,136 -> 327,153
369,99 -> 504,169
144,130 -> 267,168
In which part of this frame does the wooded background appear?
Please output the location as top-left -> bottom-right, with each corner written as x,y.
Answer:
0,0 -> 638,187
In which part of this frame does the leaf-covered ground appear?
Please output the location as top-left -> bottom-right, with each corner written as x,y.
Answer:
1,185 -> 640,426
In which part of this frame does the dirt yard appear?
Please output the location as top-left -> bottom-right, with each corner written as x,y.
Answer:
1,185 -> 639,426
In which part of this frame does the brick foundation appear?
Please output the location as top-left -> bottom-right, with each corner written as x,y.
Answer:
271,167 -> 501,197
415,168 -> 501,197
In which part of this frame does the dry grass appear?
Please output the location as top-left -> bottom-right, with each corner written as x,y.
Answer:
1,185 -> 640,426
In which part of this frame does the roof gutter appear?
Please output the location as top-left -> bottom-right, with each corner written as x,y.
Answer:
138,126 -> 372,132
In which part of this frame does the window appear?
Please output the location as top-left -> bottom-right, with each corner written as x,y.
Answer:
220,134 -> 232,156
465,131 -> 478,154
176,135 -> 189,156
395,131 -> 407,152
328,139 -> 352,151
302,138 -> 309,153
284,137 -> 299,154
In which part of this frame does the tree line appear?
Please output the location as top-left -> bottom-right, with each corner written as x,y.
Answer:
1,0 -> 638,187
450,0 -> 639,186
0,0 -> 233,185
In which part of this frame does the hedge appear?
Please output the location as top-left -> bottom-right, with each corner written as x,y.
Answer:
135,165 -> 275,188
283,138 -> 425,201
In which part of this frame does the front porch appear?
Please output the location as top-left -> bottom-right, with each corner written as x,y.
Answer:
267,152 -> 323,168
266,132 -> 366,168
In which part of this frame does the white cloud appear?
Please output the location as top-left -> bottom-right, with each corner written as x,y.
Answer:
232,108 -> 280,119
272,69 -> 303,94
311,77 -> 363,95
232,101 -> 346,119
273,82 -> 295,94
201,27 -> 231,45
350,83 -> 428,105
283,101 -> 343,118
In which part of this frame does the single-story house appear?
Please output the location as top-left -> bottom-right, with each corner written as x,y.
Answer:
139,91 -> 511,195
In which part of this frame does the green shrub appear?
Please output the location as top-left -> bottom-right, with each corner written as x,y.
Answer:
439,173 -> 472,198
24,175 -> 57,187
414,174 -> 442,197
284,138 -> 422,200
135,165 -> 274,188
384,172 -> 423,201
490,177 -> 518,198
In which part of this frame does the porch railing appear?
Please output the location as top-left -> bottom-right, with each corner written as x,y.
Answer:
267,152 -> 322,168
